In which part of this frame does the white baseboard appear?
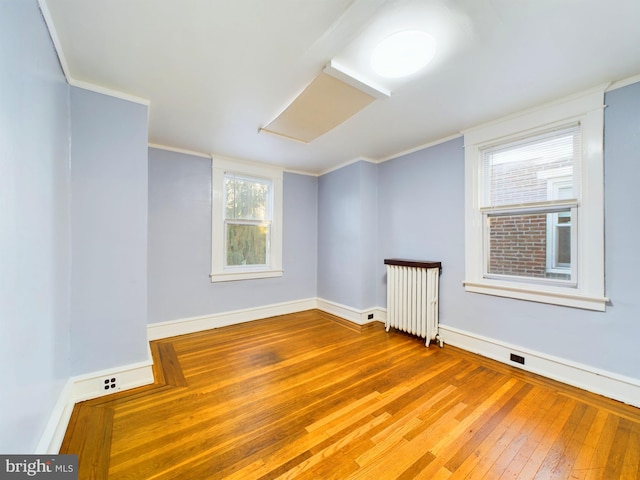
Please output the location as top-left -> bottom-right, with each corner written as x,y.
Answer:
316,298 -> 384,325
35,379 -> 75,454
148,298 -> 317,340
72,358 -> 155,403
439,324 -> 640,409
38,350 -> 155,454
148,298 -> 384,340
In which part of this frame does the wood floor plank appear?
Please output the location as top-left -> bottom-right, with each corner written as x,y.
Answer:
487,387 -> 557,475
586,414 -> 619,476
446,384 -> 548,479
567,409 -> 610,480
621,422 -> 640,479
532,402 -> 589,479
276,413 -> 391,479
154,341 -> 188,387
396,450 -> 437,480
59,310 -> 640,479
603,417 -> 633,479
444,382 -> 533,473
61,405 -> 113,480
515,395 -> 578,479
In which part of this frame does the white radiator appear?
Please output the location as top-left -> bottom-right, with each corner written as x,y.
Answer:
385,259 -> 442,347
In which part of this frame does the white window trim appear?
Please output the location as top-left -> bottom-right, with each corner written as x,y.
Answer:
211,157 -> 283,282
463,86 -> 608,311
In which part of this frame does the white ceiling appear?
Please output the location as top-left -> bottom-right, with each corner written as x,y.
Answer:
43,0 -> 640,175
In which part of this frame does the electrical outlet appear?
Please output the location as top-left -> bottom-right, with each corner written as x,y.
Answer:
367,313 -> 374,320
510,353 -> 525,365
103,376 -> 118,391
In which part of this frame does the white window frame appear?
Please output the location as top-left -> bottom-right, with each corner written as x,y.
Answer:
463,87 -> 608,311
211,157 -> 283,282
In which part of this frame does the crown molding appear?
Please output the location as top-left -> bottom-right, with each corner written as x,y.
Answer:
606,73 -> 640,92
38,0 -> 150,107
376,133 -> 463,164
68,79 -> 150,106
148,143 -> 212,159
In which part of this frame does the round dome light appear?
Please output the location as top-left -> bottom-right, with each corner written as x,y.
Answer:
370,30 -> 436,78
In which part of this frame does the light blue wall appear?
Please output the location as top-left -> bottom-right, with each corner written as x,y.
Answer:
377,138 -> 465,323
69,88 -> 149,374
372,83 -> 640,380
359,162 -> 379,309
318,161 -> 378,310
0,0 -> 71,452
147,148 -> 318,323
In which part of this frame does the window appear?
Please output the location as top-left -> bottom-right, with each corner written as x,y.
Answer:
225,173 -> 271,266
463,88 -> 607,310
482,126 -> 579,284
211,158 -> 283,282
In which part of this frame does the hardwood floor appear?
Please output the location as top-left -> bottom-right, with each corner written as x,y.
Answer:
60,310 -> 640,479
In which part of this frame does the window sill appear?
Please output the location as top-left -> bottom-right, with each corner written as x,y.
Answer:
463,280 -> 608,311
210,269 -> 283,283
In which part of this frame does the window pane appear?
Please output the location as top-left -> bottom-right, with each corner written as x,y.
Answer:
226,223 -> 269,266
557,224 -> 571,265
481,126 -> 580,207
225,175 -> 271,221
487,211 -> 571,281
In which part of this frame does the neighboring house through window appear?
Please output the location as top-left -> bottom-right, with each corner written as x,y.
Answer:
546,178 -> 573,276
211,157 -> 283,282
463,87 -> 607,310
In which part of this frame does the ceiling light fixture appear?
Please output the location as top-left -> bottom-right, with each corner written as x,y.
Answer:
370,30 -> 436,78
